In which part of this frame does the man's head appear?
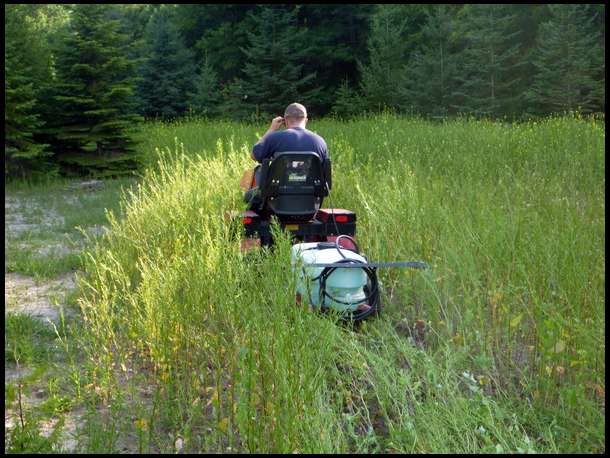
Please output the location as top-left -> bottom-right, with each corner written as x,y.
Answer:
284,103 -> 308,128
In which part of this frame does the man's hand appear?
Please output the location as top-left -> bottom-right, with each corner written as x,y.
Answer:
269,116 -> 284,131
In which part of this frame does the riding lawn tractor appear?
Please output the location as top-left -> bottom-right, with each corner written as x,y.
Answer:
228,151 -> 427,322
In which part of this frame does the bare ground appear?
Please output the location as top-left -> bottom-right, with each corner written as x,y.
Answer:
4,184 -> 106,453
5,272 -> 77,324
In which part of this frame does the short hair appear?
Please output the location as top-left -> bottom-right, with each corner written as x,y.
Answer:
284,103 -> 307,119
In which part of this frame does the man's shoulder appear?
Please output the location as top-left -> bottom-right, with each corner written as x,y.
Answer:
264,129 -> 286,141
309,131 -> 328,151
303,128 -> 327,144
265,129 -> 298,144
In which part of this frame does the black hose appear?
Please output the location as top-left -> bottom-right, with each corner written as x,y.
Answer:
317,257 -> 380,322
311,185 -> 379,321
325,182 -> 341,237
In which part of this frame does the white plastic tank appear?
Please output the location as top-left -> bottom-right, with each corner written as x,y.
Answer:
291,242 -> 368,311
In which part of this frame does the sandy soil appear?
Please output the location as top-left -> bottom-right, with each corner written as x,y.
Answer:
4,272 -> 77,324
4,188 -> 90,452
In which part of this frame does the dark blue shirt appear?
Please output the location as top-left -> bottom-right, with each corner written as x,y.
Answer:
252,127 -> 329,163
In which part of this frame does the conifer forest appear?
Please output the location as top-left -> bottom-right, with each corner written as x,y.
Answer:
5,4 -> 605,178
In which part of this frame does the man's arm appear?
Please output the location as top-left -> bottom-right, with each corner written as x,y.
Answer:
251,116 -> 284,161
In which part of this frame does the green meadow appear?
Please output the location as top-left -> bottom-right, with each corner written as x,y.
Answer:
5,114 -> 605,453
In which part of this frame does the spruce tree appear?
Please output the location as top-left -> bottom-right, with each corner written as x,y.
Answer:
49,4 -> 142,176
526,4 -> 604,115
330,78 -> 364,119
359,4 -> 428,113
359,5 -> 410,112
293,5 -> 376,114
503,5 -> 550,116
588,4 -> 605,113
399,5 -> 459,118
188,57 -> 222,117
138,6 -> 195,118
235,5 -> 320,119
186,6 -> 257,85
218,78 -> 251,121
137,6 -> 195,119
4,5 -> 53,179
451,4 -> 523,118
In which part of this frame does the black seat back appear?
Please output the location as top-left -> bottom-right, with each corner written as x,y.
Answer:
258,152 -> 331,222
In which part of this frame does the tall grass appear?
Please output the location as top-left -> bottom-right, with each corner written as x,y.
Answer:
75,113 -> 604,452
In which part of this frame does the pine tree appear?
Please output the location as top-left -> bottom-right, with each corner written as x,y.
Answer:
589,4 -> 605,113
235,5 -> 320,119
188,57 -> 222,117
293,5 -> 376,114
184,6 -> 257,85
503,5 -> 550,116
399,5 -> 459,118
4,5 -> 53,179
218,78 -> 251,121
331,78 -> 364,119
359,5 -> 410,112
526,4 -> 604,115
49,4 -> 142,176
359,4 -> 428,113
451,5 -> 523,118
137,6 -> 196,119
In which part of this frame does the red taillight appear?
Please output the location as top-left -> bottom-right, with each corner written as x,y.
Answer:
335,215 -> 348,223
243,217 -> 253,225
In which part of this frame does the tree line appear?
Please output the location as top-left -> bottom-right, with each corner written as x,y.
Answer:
5,4 -> 605,178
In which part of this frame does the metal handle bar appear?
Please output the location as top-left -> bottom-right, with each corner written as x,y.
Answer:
306,261 -> 428,269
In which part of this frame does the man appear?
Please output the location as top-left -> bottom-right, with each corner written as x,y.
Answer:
243,103 -> 329,206
251,102 -> 328,163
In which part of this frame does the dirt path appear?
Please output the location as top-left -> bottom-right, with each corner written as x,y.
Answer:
5,272 -> 77,324
4,180 -> 141,453
4,187 -> 90,453
5,190 -> 80,323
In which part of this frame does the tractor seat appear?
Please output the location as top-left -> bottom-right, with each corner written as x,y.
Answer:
256,151 -> 332,222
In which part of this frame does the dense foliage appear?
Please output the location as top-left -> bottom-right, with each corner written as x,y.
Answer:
4,4 -> 605,177
49,4 -> 143,176
5,4 -> 54,178
137,7 -> 195,119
